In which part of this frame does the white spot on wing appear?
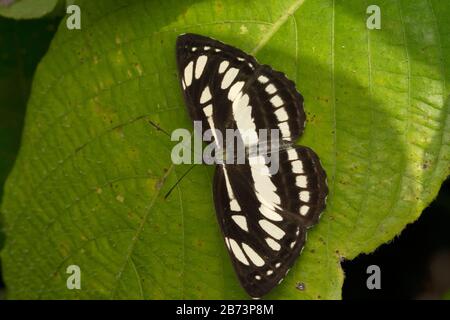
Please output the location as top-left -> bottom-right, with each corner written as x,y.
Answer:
252,156 -> 281,212
229,239 -> 249,265
218,60 -> 229,74
300,191 -> 310,202
222,166 -> 242,211
230,199 -> 240,211
270,95 -> 283,108
292,160 -> 304,173
296,175 -> 307,188
232,93 -> 259,146
228,81 -> 245,101
275,108 -> 288,122
221,67 -> 239,89
203,104 -> 219,143
278,122 -> 291,139
259,219 -> 285,240
225,237 -> 231,249
195,55 -> 208,79
203,104 -> 213,117
242,243 -> 265,267
287,149 -> 297,161
265,84 -> 276,94
184,61 -> 194,87
200,86 -> 212,104
259,205 -> 282,221
231,215 -> 248,232
256,192 -> 279,211
266,270 -> 273,276
258,75 -> 269,83
300,205 -> 309,216
265,238 -> 281,251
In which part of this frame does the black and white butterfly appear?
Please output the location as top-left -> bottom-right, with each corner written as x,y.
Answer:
176,33 -> 328,298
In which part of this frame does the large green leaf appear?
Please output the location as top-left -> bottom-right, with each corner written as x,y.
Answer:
0,16 -> 59,291
1,0 -> 449,299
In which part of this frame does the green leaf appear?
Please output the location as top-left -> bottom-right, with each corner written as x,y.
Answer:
0,16 -> 59,297
0,16 -> 58,244
1,0 -> 449,299
0,16 -> 59,197
0,0 -> 63,20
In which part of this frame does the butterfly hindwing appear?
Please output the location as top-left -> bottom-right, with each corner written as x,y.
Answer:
213,146 -> 327,298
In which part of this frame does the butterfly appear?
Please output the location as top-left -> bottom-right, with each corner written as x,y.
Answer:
176,33 -> 328,298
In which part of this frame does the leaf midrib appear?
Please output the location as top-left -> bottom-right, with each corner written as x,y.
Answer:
251,0 -> 306,55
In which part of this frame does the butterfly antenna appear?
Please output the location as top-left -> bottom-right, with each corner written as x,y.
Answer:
164,164 -> 197,199
148,119 -> 171,137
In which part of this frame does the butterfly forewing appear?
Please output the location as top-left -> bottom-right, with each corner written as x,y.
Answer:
176,33 -> 328,298
176,34 -> 305,144
176,34 -> 257,142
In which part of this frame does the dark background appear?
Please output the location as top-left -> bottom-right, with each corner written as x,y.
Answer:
342,178 -> 450,299
0,16 -> 449,300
